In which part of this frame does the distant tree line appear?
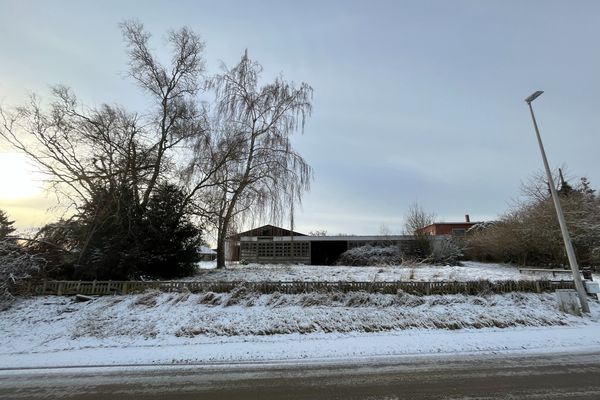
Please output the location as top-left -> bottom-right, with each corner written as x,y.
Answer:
0,21 -> 312,282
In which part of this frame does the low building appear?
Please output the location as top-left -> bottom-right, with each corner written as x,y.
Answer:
415,215 -> 480,237
225,224 -> 417,265
198,245 -> 217,261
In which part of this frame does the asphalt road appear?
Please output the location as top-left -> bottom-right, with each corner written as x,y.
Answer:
1,352 -> 600,399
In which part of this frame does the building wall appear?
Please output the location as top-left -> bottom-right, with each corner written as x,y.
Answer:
226,224 -> 424,265
239,240 -> 311,264
230,236 -> 420,265
417,223 -> 476,236
225,240 -> 240,261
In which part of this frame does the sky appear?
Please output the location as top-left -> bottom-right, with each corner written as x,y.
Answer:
1,0 -> 599,236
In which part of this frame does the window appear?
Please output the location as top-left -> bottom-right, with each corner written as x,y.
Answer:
452,228 -> 466,237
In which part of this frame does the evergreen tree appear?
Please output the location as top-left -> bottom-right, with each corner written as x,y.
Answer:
141,183 -> 203,278
0,210 -> 15,240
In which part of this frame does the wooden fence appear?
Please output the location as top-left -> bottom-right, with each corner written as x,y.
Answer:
17,279 -> 576,297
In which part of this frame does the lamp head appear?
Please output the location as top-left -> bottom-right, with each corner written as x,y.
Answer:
525,91 -> 544,103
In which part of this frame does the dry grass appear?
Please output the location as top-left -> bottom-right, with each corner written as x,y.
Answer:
133,290 -> 159,307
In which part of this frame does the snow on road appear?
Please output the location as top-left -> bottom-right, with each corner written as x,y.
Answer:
2,323 -> 600,370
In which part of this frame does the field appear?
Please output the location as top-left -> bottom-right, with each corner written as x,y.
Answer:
191,261 -> 581,282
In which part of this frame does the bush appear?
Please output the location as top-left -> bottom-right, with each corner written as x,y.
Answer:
0,211 -> 44,309
0,240 -> 43,310
465,176 -> 600,267
337,245 -> 404,266
426,236 -> 463,265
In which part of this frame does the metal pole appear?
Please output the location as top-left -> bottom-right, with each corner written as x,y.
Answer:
526,97 -> 590,313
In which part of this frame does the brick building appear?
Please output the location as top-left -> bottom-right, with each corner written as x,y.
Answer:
415,215 -> 479,236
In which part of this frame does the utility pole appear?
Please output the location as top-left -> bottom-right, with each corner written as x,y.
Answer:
525,91 -> 590,313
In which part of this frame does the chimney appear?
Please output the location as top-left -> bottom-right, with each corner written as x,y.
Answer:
465,214 -> 470,223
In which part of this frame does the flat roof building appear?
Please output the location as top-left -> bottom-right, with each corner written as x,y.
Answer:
226,224 -> 417,265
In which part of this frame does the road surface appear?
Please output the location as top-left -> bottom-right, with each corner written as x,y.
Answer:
1,351 -> 599,399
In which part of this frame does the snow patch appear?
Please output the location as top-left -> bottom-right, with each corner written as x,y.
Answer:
189,261 -> 568,282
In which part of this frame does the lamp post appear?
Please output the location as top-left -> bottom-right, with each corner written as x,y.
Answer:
525,91 -> 590,313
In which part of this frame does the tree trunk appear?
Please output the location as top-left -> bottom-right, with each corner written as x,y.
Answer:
216,209 -> 231,269
216,227 -> 226,269
216,197 -> 239,269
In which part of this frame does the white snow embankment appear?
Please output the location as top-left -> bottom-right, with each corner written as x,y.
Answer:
1,290 -> 599,369
2,325 -> 600,370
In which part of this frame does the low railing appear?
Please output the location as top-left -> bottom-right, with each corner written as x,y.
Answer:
16,279 -> 576,296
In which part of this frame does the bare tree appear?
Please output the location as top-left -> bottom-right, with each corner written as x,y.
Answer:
120,20 -> 208,208
0,86 -> 153,214
204,51 -> 313,268
519,167 -> 571,203
403,202 -> 436,235
0,21 -> 314,274
0,21 -> 209,276
0,87 -> 167,269
466,173 -> 600,267
378,223 -> 392,236
1,21 -> 207,216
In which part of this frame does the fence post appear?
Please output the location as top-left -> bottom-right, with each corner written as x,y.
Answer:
122,282 -> 128,295
57,282 -> 64,296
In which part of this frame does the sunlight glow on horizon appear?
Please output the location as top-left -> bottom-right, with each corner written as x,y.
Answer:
0,152 -> 45,200
0,152 -> 58,229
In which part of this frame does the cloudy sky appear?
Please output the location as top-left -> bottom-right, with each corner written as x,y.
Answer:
1,0 -> 599,235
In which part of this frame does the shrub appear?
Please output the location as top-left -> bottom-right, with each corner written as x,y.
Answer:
0,240 -> 43,310
426,236 -> 463,265
465,176 -> 600,267
337,245 -> 404,266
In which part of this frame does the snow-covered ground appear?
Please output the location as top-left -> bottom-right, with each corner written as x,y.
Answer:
192,261 -> 581,282
1,291 -> 599,369
2,261 -> 598,369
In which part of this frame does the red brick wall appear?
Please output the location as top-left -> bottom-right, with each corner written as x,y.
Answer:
416,223 -> 476,236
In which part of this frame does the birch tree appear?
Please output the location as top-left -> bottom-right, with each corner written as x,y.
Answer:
206,51 -> 313,268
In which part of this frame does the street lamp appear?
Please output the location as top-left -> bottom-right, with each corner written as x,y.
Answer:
525,91 -> 590,313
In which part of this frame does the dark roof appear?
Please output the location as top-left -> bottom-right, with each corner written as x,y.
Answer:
227,224 -> 306,240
